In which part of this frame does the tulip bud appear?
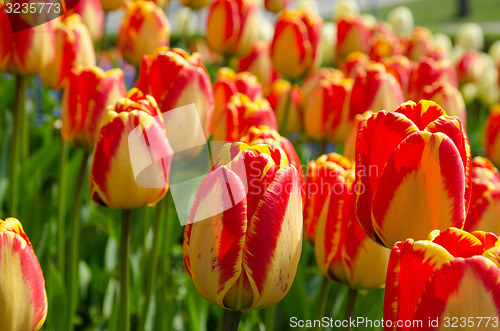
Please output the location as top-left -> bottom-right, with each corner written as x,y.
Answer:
118,1 -> 170,66
264,0 -> 290,13
212,67 -> 263,136
349,62 -> 403,116
335,14 -> 370,66
62,66 -> 127,151
266,80 -> 302,134
355,100 -> 472,248
405,26 -> 434,62
343,110 -> 373,161
382,54 -> 413,97
305,154 -> 389,288
334,0 -> 359,21
0,4 -> 54,75
136,47 -> 214,138
271,8 -> 323,79
385,228 -> 500,328
69,0 -> 105,42
100,0 -> 130,12
237,41 -> 280,95
456,22 -> 484,51
212,94 -> 277,142
206,0 -> 258,58
369,23 -> 402,62
301,68 -> 342,110
304,72 -> 353,143
340,51 -> 370,79
40,14 -> 96,90
180,0 -> 210,10
455,50 -> 485,85
0,218 -> 47,331
90,88 -> 171,209
183,143 -> 302,311
386,6 -> 413,37
407,56 -> 457,101
423,81 -> 467,124
485,104 -> 500,166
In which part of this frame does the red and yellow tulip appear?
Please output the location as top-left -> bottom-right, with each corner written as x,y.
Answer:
456,50 -> 485,85
99,0 -> 130,12
485,104 -> 500,166
0,218 -> 47,331
301,68 -> 341,109
343,110 -> 373,161
90,88 -> 171,209
266,79 -> 302,134
335,14 -> 370,65
237,41 -> 280,94
340,51 -> 370,79
264,0 -> 290,13
404,26 -> 435,62
271,8 -> 323,79
62,66 -> 127,151
385,228 -> 500,329
382,55 -> 413,98
423,81 -> 467,125
306,154 -> 389,288
183,143 -> 302,311
355,100 -> 472,248
212,94 -> 277,142
407,56 -> 457,101
212,67 -> 263,136
118,0 -> 170,66
206,0 -> 258,57
69,0 -> 105,42
40,14 -> 96,90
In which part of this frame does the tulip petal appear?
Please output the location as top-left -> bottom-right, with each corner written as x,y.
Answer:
428,228 -> 484,258
395,100 -> 447,130
372,131 -> 466,247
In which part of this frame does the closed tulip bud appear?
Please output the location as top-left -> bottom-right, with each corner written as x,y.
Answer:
335,14 -> 370,65
464,157 -> 500,234
405,26 -> 434,62
212,67 -> 263,136
485,104 -> 500,165
455,50 -> 485,85
355,100 -> 472,248
343,110 -> 373,161
423,81 -> 467,125
69,0 -> 105,42
407,56 -> 457,101
382,55 -> 413,97
40,14 -> 96,90
237,41 -> 280,95
340,51 -> 370,79
301,67 -> 341,109
385,228 -> 500,329
264,0 -> 290,13
183,143 -> 302,311
206,0 -> 258,58
304,72 -> 353,143
100,0 -> 130,12
334,0 -> 359,21
62,66 -> 127,151
369,23 -> 402,62
386,6 -> 413,37
0,218 -> 47,331
307,154 -> 389,288
180,0 -> 210,10
271,8 -> 323,79
267,80 -> 302,134
349,62 -> 403,116
456,22 -> 484,51
433,32 -> 452,55
0,4 -> 54,75
136,47 -> 214,138
90,88 -> 171,209
212,94 -> 277,142
118,1 -> 170,66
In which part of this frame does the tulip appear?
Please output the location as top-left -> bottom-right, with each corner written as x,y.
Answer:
349,62 -> 403,116
404,26 -> 434,62
340,51 -> 370,79
266,80 -> 302,134
422,81 -> 467,125
135,47 -> 214,138
100,0 -> 130,12
355,100 -> 472,248
489,40 -> 500,65
264,0 -> 290,13
206,0 -> 258,58
455,22 -> 484,51
304,72 -> 353,143
118,1 -> 170,66
382,55 -> 413,98
385,228 -> 500,329
386,6 -> 413,37
407,56 -> 457,101
180,0 -> 210,10
237,41 -> 280,95
301,68 -> 341,110
239,125 -> 303,184
335,14 -> 370,65
455,50 -> 485,85
69,0 -> 105,42
464,157 -> 500,234
271,8 -> 323,80
0,218 -> 48,331
40,14 -> 96,90
343,110 -> 373,161
61,66 -> 127,151
212,93 -> 277,142
90,88 -> 171,210
212,67 -> 263,136
305,154 -> 390,288
369,23 -> 402,62
334,0 -> 360,21
138,0 -> 169,8
484,104 -> 500,165
0,4 -> 54,75
183,142 -> 303,311
320,22 -> 336,66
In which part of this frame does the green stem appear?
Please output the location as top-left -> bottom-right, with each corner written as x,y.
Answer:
57,140 -> 68,273
343,288 -> 358,331
67,151 -> 90,331
221,309 -> 242,331
120,209 -> 133,331
139,201 -> 164,331
100,12 -> 109,52
279,80 -> 294,138
264,305 -> 276,331
160,192 -> 173,330
221,54 -> 231,68
9,75 -> 27,216
314,275 -> 331,331
318,138 -> 328,156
